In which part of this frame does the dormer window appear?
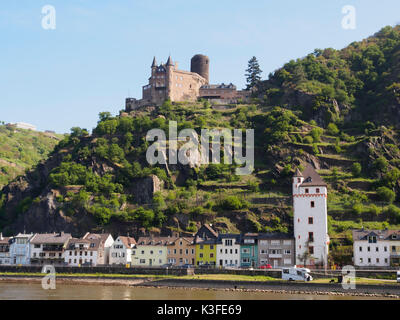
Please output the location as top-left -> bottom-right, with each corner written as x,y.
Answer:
392,234 -> 398,240
368,236 -> 377,243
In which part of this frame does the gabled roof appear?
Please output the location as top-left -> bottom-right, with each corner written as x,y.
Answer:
66,237 -> 101,251
217,233 -> 241,244
294,168 -> 303,177
168,237 -> 194,246
136,236 -> 174,246
30,232 -> 72,245
257,233 -> 294,240
352,229 -> 400,241
299,163 -> 327,187
118,236 -> 136,248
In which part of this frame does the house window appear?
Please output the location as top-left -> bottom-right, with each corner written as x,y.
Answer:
368,258 -> 371,263
200,245 -> 204,250
305,189 -> 309,194
284,249 -> 291,255
360,258 -> 363,263
384,247 -> 387,252
297,178 -> 301,183
309,246 -> 314,254
308,232 -> 314,242
359,246 -> 362,252
199,253 -> 203,258
376,258 -> 379,263
367,247 -> 370,252
210,253 -> 214,258
308,217 -> 314,224
311,201 -> 315,208
368,236 -> 377,243
376,247 -> 379,252
210,245 -> 214,250
316,188 -> 320,193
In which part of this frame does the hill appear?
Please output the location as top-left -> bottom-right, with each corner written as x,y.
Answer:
0,124 -> 63,189
1,26 -> 400,265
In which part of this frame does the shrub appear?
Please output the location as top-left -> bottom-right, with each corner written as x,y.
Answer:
351,163 -> 362,177
376,186 -> 396,203
327,123 -> 339,136
303,136 -> 313,144
383,205 -> 400,224
221,196 -> 248,210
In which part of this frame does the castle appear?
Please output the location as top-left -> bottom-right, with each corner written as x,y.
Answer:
125,54 -> 250,111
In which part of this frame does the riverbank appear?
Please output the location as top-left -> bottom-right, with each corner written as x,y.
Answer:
1,273 -> 399,299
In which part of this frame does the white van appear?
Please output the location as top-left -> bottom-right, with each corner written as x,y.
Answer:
397,271 -> 400,283
282,267 -> 313,281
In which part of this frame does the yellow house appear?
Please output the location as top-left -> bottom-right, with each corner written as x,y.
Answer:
131,237 -> 170,267
195,240 -> 217,266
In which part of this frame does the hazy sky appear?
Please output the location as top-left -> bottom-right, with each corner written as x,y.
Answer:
1,0 -> 400,133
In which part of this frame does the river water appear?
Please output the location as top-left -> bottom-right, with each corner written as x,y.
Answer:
0,282 -> 393,300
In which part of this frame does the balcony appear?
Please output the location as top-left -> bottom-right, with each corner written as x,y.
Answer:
269,254 -> 282,258
42,245 -> 63,252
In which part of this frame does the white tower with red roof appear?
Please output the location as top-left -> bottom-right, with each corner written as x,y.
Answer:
293,164 -> 329,268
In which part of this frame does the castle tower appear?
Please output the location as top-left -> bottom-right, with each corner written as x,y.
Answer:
166,55 -> 174,101
293,164 -> 329,268
191,54 -> 209,84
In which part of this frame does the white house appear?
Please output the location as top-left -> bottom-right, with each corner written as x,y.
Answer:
64,233 -> 113,266
353,229 -> 400,268
0,234 -> 11,265
293,164 -> 329,268
9,233 -> 34,265
30,232 -> 72,266
216,234 -> 241,268
109,236 -> 136,266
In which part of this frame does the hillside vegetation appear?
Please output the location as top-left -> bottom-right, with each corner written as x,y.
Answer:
0,125 -> 63,188
1,26 -> 400,264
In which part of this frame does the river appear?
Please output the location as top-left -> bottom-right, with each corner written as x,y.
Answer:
0,282 -> 394,300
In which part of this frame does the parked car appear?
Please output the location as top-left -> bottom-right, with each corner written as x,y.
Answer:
161,263 -> 174,268
260,264 -> 272,269
177,264 -> 194,269
397,271 -> 400,283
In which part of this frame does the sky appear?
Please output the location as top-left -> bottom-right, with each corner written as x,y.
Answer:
1,0 -> 400,133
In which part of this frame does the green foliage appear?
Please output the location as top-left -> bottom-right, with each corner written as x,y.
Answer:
220,196 -> 249,210
246,56 -> 263,90
327,123 -> 339,136
376,186 -> 396,203
310,127 -> 323,143
351,162 -> 362,177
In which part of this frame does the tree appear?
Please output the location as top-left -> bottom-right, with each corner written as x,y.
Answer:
377,186 -> 396,203
351,163 -> 362,177
245,56 -> 263,90
98,112 -> 112,123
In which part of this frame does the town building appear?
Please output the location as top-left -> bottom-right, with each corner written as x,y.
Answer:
167,237 -> 195,266
240,233 -> 258,268
109,236 -> 137,266
257,233 -> 295,268
194,224 -> 218,267
216,234 -> 241,268
30,232 -> 72,265
353,229 -> 400,268
64,233 -> 113,266
9,233 -> 34,265
293,164 -> 329,268
125,54 -> 250,111
0,234 -> 11,265
132,237 -> 170,267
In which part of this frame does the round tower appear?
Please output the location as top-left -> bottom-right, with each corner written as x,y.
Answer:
190,54 -> 209,84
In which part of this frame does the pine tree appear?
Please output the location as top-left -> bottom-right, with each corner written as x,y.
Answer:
245,56 -> 263,90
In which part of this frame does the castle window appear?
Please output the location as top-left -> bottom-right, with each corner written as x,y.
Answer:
308,217 -> 313,224
311,201 -> 315,208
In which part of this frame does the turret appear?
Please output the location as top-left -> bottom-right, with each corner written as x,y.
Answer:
191,54 -> 210,84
